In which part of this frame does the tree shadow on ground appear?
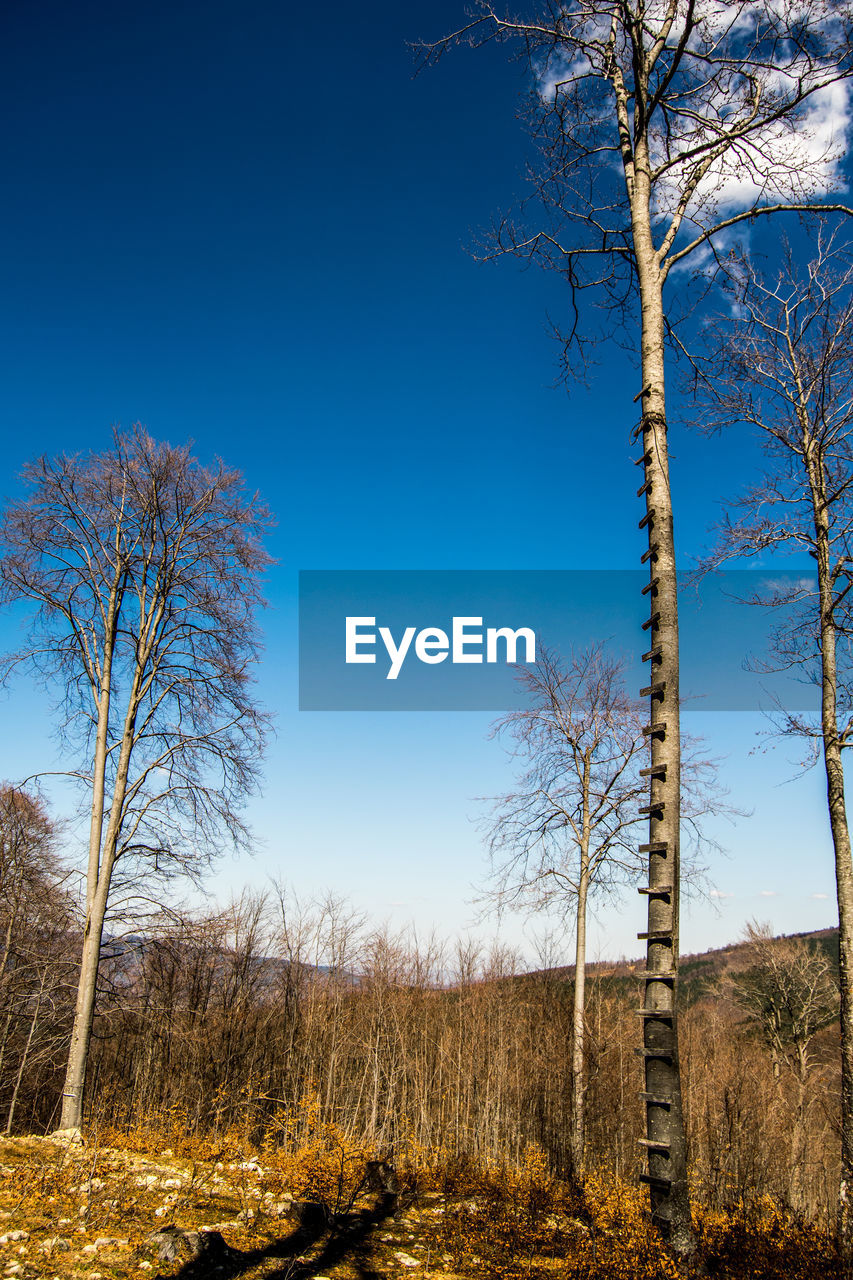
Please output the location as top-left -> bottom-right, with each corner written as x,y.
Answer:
158,1192 -> 400,1280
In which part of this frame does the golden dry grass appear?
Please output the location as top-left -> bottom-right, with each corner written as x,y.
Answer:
0,1121 -> 841,1280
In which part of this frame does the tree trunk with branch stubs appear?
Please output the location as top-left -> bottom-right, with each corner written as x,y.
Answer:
632,177 -> 692,1252
806,438 -> 853,1265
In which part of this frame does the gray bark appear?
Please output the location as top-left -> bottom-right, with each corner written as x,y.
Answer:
805,440 -> 853,1268
569,830 -> 590,1177
632,154 -> 692,1254
59,573 -> 123,1132
59,895 -> 109,1130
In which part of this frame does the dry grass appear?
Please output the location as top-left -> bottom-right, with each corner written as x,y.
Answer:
0,1125 -> 841,1280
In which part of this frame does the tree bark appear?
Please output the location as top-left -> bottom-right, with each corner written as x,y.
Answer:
58,573 -> 123,1132
805,440 -> 853,1271
632,151 -> 693,1257
59,890 -> 109,1131
570,854 -> 589,1178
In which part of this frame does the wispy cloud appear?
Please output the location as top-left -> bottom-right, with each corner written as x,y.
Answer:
534,3 -> 852,244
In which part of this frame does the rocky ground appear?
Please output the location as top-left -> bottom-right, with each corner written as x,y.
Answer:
2,1133 -> 837,1280
0,1135 -> 515,1280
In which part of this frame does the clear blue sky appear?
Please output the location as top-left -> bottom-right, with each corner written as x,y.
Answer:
0,0 -> 842,962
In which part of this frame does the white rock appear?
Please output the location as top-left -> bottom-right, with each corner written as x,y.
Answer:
394,1252 -> 421,1268
0,1233 -> 28,1244
41,1239 -> 71,1254
48,1127 -> 83,1145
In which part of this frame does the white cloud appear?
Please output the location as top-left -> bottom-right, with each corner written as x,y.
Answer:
710,888 -> 734,898
535,1 -> 852,234
759,889 -> 778,897
812,892 -> 829,900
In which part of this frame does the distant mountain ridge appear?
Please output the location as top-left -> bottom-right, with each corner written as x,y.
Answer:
521,926 -> 840,1006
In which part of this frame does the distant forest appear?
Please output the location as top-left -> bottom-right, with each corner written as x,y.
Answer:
2,862 -> 840,1227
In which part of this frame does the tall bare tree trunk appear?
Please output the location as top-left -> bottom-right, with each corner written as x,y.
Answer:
632,162 -> 693,1256
827,726 -> 853,1271
570,855 -> 589,1177
58,581 -> 121,1133
59,893 -> 109,1131
806,444 -> 853,1271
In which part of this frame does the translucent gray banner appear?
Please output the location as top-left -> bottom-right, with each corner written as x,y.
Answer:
298,569 -> 830,712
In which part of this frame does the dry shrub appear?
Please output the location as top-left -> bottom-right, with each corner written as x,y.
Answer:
259,1089 -> 374,1210
695,1198 -> 841,1279
414,1156 -> 841,1280
2,1119 -> 843,1280
422,1156 -> 677,1280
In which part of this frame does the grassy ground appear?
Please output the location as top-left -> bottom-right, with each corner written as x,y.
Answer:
0,1132 -> 841,1280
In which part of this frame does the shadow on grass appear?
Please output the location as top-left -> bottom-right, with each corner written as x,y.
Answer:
159,1191 -> 400,1280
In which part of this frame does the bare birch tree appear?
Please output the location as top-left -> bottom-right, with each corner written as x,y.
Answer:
0,426 -> 272,1134
696,234 -> 853,1262
421,0 -> 853,1252
485,646 -> 648,1178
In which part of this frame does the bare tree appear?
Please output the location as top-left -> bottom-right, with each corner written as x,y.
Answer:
422,0 -> 853,1250
0,426 -> 272,1134
724,923 -> 838,1212
727,923 -> 838,1090
696,234 -> 853,1260
0,786 -> 62,1001
485,645 -> 648,1177
0,785 -> 76,1132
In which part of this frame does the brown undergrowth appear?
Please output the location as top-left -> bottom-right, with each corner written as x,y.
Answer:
0,1111 -> 841,1280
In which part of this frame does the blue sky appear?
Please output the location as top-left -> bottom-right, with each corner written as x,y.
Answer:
0,0 -> 843,962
